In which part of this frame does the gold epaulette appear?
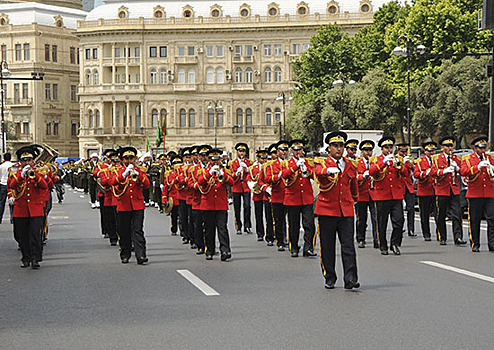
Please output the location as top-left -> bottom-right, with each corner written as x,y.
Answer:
313,157 -> 327,165
432,154 -> 439,161
369,156 -> 377,163
307,158 -> 314,167
281,160 -> 289,167
228,160 -> 233,168
414,158 -> 420,164
350,159 -> 358,168
462,153 -> 473,161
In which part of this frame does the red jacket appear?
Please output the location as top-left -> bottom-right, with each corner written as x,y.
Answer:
413,156 -> 435,196
8,168 -> 48,218
431,153 -> 461,196
369,154 -> 405,201
314,157 -> 358,217
402,161 -> 414,194
264,159 -> 285,204
356,157 -> 371,202
99,164 -> 117,206
110,165 -> 150,212
460,152 -> 494,198
246,163 -> 264,202
281,157 -> 314,206
188,163 -> 206,210
162,169 -> 180,204
93,162 -> 108,198
230,158 -> 252,193
258,164 -> 270,201
197,166 -> 234,210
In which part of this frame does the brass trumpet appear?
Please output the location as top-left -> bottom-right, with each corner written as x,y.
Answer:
28,169 -> 36,178
131,170 -> 139,181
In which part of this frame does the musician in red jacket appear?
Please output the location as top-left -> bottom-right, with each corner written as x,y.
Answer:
413,140 -> 437,241
369,136 -> 406,255
281,139 -> 316,258
395,143 -> 416,238
99,150 -> 119,246
431,136 -> 467,246
8,146 -> 48,269
460,136 -> 494,252
247,149 -> 268,242
344,139 -> 359,161
230,143 -> 253,234
162,155 -> 182,236
264,141 -> 289,250
177,147 -> 192,243
198,149 -> 235,261
111,147 -> 151,264
355,140 -> 378,249
314,131 -> 359,290
260,143 -> 277,246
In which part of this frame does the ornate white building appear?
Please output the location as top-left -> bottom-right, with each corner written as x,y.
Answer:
77,0 -> 386,156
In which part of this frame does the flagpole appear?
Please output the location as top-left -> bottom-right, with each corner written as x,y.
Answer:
162,114 -> 167,155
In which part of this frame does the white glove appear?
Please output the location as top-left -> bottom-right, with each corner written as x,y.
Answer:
451,160 -> 459,171
296,158 -> 305,168
219,169 -> 225,177
327,167 -> 340,175
426,168 -> 431,176
160,184 -> 164,190
122,166 -> 133,178
403,156 -> 411,164
300,164 -> 307,173
212,165 -> 220,172
277,172 -> 282,180
236,168 -> 243,176
383,154 -> 394,164
21,165 -> 31,178
8,197 -> 14,205
266,187 -> 272,196
363,170 -> 369,178
209,168 -> 217,176
241,161 -> 248,169
442,166 -> 454,174
478,160 -> 490,170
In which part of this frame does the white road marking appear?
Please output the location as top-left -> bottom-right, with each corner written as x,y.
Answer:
421,261 -> 494,284
177,269 -> 220,296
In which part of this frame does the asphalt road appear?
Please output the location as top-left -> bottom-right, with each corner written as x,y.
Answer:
1,187 -> 493,350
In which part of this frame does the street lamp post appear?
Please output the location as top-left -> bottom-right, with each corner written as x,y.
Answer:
0,60 -> 44,153
332,76 -> 355,129
208,100 -> 223,148
393,38 -> 427,146
276,92 -> 292,140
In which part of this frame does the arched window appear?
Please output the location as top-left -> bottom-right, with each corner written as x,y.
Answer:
160,109 -> 167,127
88,110 -> 94,128
264,67 -> 272,83
265,108 -> 272,126
245,67 -> 253,83
86,70 -> 91,86
246,108 -> 253,133
235,67 -> 243,83
217,110 -> 224,126
95,109 -> 100,127
150,69 -> 157,84
188,109 -> 195,127
216,67 -> 224,84
123,105 -> 128,127
274,67 -> 282,82
152,109 -> 159,127
135,105 -> 141,130
236,108 -> 243,126
160,69 -> 167,84
208,108 -> 214,127
188,68 -> 195,84
93,69 -> 99,85
206,67 -> 214,84
178,68 -> 186,84
180,108 -> 187,127
275,108 -> 281,122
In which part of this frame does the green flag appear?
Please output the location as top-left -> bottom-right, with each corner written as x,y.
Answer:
146,136 -> 151,152
156,123 -> 164,147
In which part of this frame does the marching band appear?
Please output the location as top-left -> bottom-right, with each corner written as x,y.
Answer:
5,133 -> 494,291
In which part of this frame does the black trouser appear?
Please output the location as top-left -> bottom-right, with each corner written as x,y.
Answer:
468,197 -> 494,250
15,216 -> 44,263
418,195 -> 436,239
375,199 -> 404,251
192,209 -> 205,250
152,182 -> 162,209
355,200 -> 377,244
117,210 -> 146,260
99,195 -> 106,237
203,210 -> 230,255
437,191 -> 463,242
179,200 -> 190,239
404,188 -> 415,234
143,187 -> 150,204
317,215 -> 358,285
170,205 -> 179,234
264,200 -> 274,243
89,177 -> 97,204
0,184 -> 8,224
233,192 -> 251,231
286,204 -> 315,253
55,182 -> 64,202
272,202 -> 286,247
103,203 -> 118,244
254,200 -> 265,239
83,175 -> 89,193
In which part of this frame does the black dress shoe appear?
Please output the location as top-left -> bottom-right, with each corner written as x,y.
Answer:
205,254 -> 213,260
358,241 -> 365,249
455,239 -> 467,246
221,252 -> 231,261
391,245 -> 401,255
110,241 -> 117,246
257,237 -> 264,242
182,239 -> 189,244
344,280 -> 360,290
373,242 -> 379,249
171,232 -> 178,236
303,250 -> 317,257
381,250 -> 389,256
103,234 -> 109,239
324,282 -> 335,289
31,261 -> 40,269
440,241 -> 447,246
245,228 -> 252,234
267,241 -> 274,246
408,232 -> 417,238
196,248 -> 205,255
21,261 -> 30,268
236,230 -> 242,235
190,244 -> 197,249
290,252 -> 299,258
121,257 -> 130,264
472,247 -> 480,252
137,257 -> 148,265
277,246 -> 285,252
424,237 -> 432,242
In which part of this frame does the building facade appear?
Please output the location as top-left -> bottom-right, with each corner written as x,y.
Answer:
77,0 -> 382,156
0,1 -> 87,156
